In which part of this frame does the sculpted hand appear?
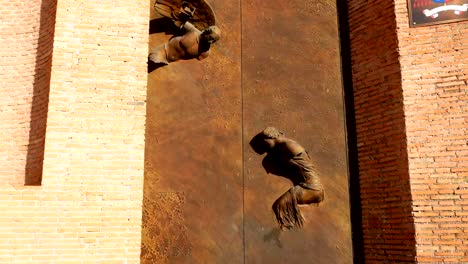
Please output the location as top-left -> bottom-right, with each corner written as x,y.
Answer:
172,2 -> 196,28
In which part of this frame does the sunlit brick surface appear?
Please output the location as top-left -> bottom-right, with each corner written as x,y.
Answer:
395,3 -> 468,262
0,0 -> 148,262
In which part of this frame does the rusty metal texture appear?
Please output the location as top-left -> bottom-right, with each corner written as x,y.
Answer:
142,0 -> 242,263
242,0 -> 353,262
143,0 -> 352,262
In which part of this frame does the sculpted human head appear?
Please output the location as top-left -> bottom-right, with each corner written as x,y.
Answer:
261,127 -> 283,139
261,127 -> 284,150
249,127 -> 284,154
201,26 -> 221,44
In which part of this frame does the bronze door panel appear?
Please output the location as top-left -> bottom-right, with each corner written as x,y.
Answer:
241,0 -> 353,262
142,0 -> 243,262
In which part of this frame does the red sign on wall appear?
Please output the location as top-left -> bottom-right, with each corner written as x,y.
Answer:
408,0 -> 468,26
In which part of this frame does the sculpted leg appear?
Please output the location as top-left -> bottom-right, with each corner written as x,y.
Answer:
272,186 -> 304,230
272,186 -> 324,230
295,186 -> 324,205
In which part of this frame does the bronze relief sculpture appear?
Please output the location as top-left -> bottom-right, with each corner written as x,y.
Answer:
251,127 -> 325,230
149,1 -> 221,68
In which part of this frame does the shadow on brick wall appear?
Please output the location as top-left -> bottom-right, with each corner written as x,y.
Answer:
25,0 -> 57,185
336,1 -> 365,262
339,0 -> 417,262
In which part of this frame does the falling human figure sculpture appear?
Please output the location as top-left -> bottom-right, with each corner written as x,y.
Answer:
252,127 -> 325,230
149,2 -> 221,67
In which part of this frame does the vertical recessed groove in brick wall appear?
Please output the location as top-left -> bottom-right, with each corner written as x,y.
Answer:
25,0 -> 57,185
336,0 -> 365,262
347,0 -> 417,262
0,0 -> 55,185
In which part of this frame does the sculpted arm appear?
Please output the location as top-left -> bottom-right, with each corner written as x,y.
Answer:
182,21 -> 201,34
272,139 -> 306,161
197,51 -> 210,61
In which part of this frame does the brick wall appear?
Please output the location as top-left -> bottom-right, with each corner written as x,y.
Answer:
0,0 -> 149,262
346,0 -> 417,262
394,2 -> 468,263
0,0 -> 53,185
347,0 -> 468,261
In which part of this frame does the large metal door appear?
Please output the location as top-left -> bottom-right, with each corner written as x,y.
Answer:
142,0 -> 352,262
241,0 -> 353,262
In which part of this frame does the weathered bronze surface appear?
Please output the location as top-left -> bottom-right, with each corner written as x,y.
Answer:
241,0 -> 352,262
143,0 -> 352,262
142,0 -> 242,262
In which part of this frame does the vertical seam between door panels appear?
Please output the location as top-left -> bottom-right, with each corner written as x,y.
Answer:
240,0 -> 245,262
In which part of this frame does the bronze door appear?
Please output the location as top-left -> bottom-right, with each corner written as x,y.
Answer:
142,0 -> 353,262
